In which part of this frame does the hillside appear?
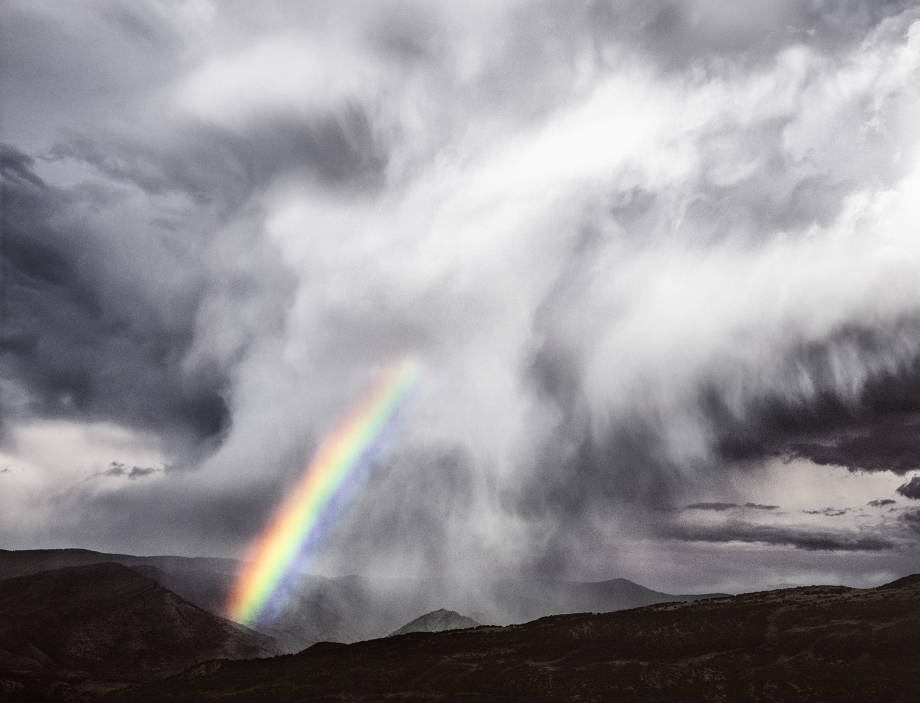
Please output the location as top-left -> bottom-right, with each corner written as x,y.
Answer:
0,563 -> 279,701
110,575 -> 920,702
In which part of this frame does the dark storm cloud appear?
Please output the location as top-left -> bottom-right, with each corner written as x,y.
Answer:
686,502 -> 738,511
804,508 -> 850,517
896,476 -> 920,500
709,325 -> 920,474
683,503 -> 780,512
668,520 -> 897,553
0,145 -> 230,448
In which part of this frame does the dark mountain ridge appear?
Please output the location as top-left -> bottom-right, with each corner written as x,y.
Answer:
0,562 -> 279,701
109,573 -> 920,703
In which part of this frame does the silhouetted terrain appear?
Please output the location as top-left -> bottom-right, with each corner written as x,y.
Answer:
2,550 -> 918,701
110,575 -> 920,703
0,563 -> 278,702
0,549 -> 239,622
0,549 -> 724,649
388,609 -> 480,636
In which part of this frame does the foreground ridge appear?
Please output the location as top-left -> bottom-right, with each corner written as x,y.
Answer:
111,575 -> 920,703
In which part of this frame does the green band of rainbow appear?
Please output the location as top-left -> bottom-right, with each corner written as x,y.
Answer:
226,357 -> 420,626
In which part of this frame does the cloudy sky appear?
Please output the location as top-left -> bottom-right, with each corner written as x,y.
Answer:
3,0 -> 920,595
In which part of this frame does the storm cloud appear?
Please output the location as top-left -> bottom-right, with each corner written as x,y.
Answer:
0,143 -> 231,449
686,503 -> 739,512
3,0 -> 920,593
666,519 -> 899,553
897,476 -> 920,500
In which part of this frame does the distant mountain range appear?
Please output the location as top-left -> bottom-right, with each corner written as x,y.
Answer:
0,548 -> 726,650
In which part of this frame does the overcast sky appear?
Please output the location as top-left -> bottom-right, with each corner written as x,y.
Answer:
3,0 -> 920,595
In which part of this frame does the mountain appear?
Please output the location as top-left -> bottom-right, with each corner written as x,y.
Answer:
0,563 -> 279,702
0,549 -> 725,649
0,549 -> 239,620
389,609 -> 480,636
108,574 -> 920,702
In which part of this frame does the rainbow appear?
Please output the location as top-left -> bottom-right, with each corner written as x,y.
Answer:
226,357 -> 421,626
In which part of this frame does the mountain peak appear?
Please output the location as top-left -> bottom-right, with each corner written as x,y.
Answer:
389,609 -> 481,637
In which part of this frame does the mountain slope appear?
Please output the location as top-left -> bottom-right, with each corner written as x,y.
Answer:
389,609 -> 480,636
110,575 -> 920,702
0,549 -> 239,620
0,562 -> 279,697
0,549 -> 726,648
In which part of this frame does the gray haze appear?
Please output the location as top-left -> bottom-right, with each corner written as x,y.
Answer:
3,0 -> 920,596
